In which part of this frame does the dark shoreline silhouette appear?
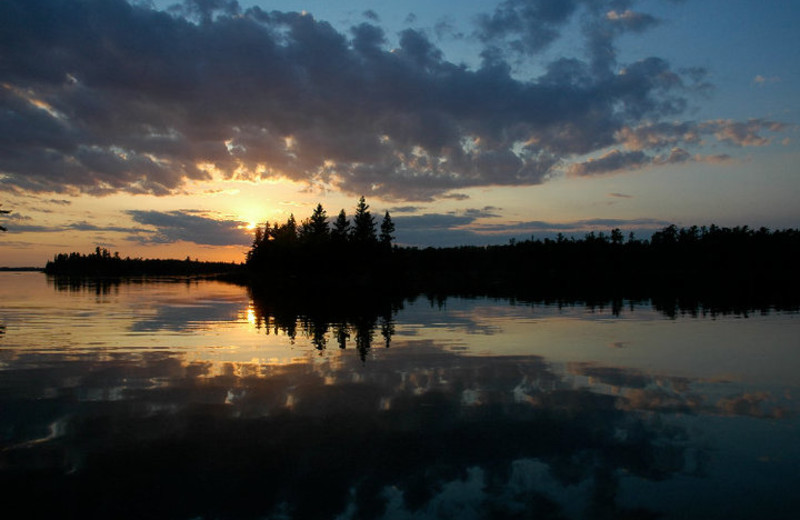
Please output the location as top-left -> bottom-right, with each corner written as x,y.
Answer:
44,247 -> 243,278
43,198 -> 800,314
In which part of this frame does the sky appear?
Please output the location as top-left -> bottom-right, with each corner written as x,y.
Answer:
1,0 -> 798,266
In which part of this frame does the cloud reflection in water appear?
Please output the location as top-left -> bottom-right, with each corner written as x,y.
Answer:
0,274 -> 797,518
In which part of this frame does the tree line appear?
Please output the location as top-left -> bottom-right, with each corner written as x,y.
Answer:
244,202 -> 800,306
392,223 -> 800,298
45,247 -> 241,277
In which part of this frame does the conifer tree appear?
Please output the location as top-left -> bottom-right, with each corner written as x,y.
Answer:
351,196 -> 376,245
307,203 -> 329,242
332,209 -> 350,242
380,211 -> 395,248
273,214 -> 297,244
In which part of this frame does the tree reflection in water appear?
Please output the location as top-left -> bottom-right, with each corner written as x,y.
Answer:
247,284 -> 403,362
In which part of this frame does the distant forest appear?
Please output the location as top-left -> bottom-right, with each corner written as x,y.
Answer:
45,196 -> 800,306
45,247 -> 240,277
244,197 -> 800,301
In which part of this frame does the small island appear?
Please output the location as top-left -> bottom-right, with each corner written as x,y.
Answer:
45,248 -> 243,278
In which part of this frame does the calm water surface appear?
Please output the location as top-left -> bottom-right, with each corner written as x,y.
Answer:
0,272 -> 798,519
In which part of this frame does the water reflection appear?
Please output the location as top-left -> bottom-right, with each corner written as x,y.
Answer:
131,298 -> 244,333
45,274 -> 800,320
248,284 -> 401,361
2,341 -> 798,518
0,274 -> 798,519
0,345 -> 696,519
48,274 -> 123,295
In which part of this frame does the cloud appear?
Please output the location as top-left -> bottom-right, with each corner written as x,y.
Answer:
395,212 -> 477,231
362,10 -> 379,22
693,153 -> 732,164
2,224 -> 63,234
476,0 -> 580,54
716,392 -> 787,419
474,217 -> 671,233
0,216 -> 153,236
605,10 -> 659,32
568,149 -> 649,176
654,147 -> 691,165
616,119 -> 787,151
753,75 -> 780,86
393,211 -> 670,246
388,206 -> 423,214
126,210 -> 251,246
393,209 -> 501,246
615,122 -> 702,151
698,119 -> 787,147
67,221 -> 146,233
0,0 -> 785,201
464,206 -> 501,218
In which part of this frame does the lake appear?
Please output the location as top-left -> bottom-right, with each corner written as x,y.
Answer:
1,271 -> 798,519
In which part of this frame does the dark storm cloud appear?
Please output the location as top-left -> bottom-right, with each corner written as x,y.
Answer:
0,0 -> 784,200
126,209 -> 251,245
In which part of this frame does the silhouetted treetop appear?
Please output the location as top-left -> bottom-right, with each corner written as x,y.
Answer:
380,211 -> 395,249
300,203 -> 329,244
351,196 -> 377,245
332,209 -> 350,243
